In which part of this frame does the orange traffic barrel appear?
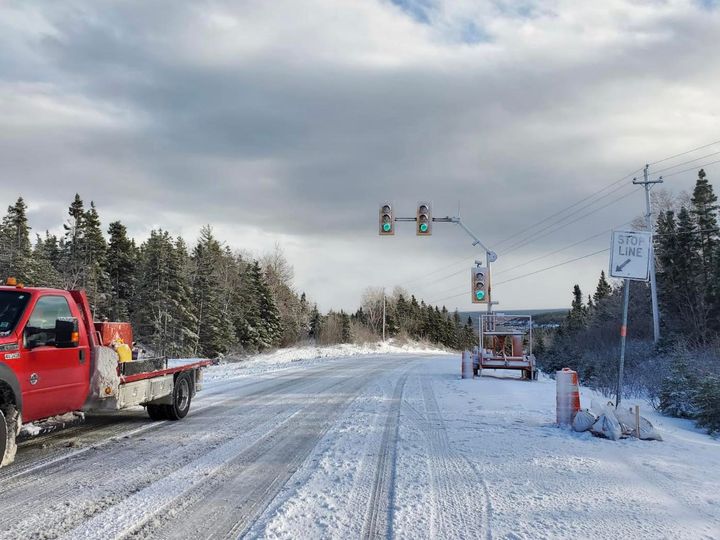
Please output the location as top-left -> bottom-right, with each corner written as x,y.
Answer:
556,368 -> 581,425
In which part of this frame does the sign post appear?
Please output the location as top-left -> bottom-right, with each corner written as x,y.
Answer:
609,230 -> 651,406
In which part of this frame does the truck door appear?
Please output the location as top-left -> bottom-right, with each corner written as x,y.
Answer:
21,295 -> 89,421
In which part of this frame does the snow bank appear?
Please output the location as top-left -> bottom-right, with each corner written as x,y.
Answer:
205,341 -> 451,383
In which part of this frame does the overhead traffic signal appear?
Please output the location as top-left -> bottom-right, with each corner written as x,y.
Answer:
416,202 -> 432,236
379,202 -> 395,235
471,266 -> 489,303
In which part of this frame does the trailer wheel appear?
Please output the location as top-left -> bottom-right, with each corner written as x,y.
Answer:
0,406 -> 18,468
146,404 -> 167,421
166,373 -> 192,421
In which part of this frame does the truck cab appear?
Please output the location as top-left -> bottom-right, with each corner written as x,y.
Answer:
1,279 -> 209,469
0,282 -> 92,424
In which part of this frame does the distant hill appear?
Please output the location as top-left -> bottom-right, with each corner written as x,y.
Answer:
460,309 -> 567,328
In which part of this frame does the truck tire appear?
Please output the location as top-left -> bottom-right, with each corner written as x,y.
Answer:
0,406 -> 18,468
146,404 -> 168,421
165,373 -> 192,421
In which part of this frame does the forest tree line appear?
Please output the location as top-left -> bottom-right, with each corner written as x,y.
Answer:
538,169 -> 720,433
0,195 -> 477,357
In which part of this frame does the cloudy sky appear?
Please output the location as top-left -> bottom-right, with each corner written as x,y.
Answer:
1,0 -> 719,313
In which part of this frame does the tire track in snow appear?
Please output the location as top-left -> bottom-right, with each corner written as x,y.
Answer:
0,362 -> 357,539
242,362 -> 413,539
419,376 -> 492,540
1,361 -> 343,485
360,372 -> 408,540
62,362 -> 392,540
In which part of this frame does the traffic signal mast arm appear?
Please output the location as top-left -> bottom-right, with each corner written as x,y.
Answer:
445,216 -> 498,264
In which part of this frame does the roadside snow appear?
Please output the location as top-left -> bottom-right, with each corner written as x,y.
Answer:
249,359 -> 720,539
204,341 -> 450,383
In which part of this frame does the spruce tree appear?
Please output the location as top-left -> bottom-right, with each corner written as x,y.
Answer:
251,260 -> 282,349
0,197 -> 34,283
105,221 -> 136,321
690,169 -> 719,287
82,202 -> 112,318
676,206 -> 707,339
190,226 -> 236,357
63,194 -> 85,288
309,304 -> 321,340
566,284 -> 587,332
32,233 -> 62,287
593,271 -> 612,304
134,230 -> 197,357
340,310 -> 351,343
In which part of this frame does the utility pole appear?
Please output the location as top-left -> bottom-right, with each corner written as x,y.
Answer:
632,165 -> 663,344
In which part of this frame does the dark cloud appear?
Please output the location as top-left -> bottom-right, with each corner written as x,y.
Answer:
1,0 -> 719,310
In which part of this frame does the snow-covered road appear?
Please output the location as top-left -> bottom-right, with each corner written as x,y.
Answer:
1,354 -> 719,539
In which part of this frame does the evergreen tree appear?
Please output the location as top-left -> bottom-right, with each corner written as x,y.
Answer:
593,271 -> 612,304
690,169 -> 719,287
62,194 -> 85,288
0,197 -> 34,283
105,221 -> 136,321
134,230 -> 198,356
309,304 -> 321,340
32,233 -> 62,287
251,260 -> 282,349
676,206 -> 709,340
694,376 -> 720,434
340,310 -> 351,343
190,226 -> 236,357
566,284 -> 587,332
82,202 -> 112,318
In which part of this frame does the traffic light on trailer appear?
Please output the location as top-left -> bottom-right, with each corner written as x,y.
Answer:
471,266 -> 489,303
416,202 -> 432,235
379,202 -> 395,235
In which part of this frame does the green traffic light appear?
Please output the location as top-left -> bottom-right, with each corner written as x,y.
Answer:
383,223 -> 391,232
476,290 -> 485,300
420,223 -> 428,233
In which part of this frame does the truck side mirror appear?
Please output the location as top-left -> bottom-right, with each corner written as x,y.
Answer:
55,317 -> 79,348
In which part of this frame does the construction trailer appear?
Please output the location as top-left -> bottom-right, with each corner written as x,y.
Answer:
475,314 -> 538,380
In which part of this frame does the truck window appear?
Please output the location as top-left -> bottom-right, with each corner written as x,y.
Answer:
25,295 -> 73,348
0,291 -> 31,336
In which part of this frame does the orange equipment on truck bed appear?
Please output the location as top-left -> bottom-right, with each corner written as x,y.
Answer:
94,321 -> 133,347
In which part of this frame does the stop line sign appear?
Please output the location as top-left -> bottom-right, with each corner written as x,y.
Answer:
609,230 -> 651,281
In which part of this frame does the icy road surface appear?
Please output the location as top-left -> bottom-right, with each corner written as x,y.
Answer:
1,354 -> 719,539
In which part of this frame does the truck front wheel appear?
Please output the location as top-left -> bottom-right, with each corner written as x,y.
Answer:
166,373 -> 192,421
0,406 -> 19,468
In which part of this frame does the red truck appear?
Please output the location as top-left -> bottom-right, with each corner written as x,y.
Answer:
0,280 -> 210,468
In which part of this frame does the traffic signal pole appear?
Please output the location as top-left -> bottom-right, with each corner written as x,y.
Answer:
445,216 -> 498,313
387,209 -> 498,312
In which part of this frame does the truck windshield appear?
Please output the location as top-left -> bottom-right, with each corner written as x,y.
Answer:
0,291 -> 31,336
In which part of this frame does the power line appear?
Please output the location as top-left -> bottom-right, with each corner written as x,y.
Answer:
501,187 -> 642,256
498,182 -> 634,254
652,150 -> 720,175
399,253 -> 474,287
494,139 -> 720,250
662,159 -> 720,179
427,226 -> 720,306
492,169 -> 642,248
649,139 -> 720,166
394,139 -> 720,291
494,221 -> 631,277
493,248 -> 610,287
428,246 -> 609,304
